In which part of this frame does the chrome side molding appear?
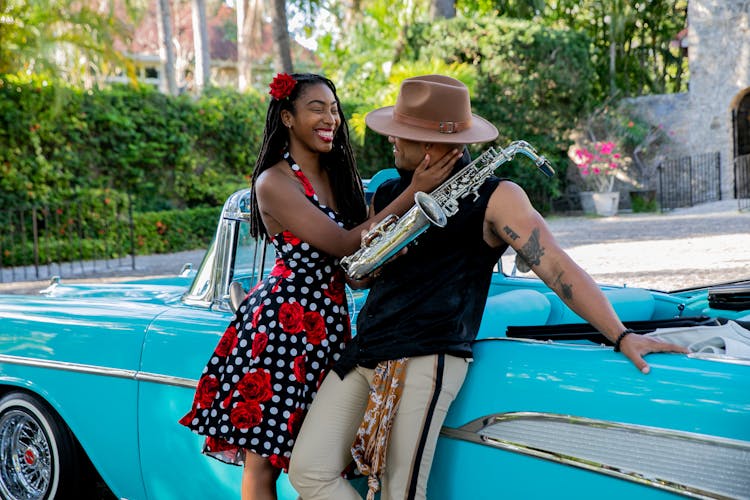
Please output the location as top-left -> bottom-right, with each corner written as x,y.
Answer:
441,411 -> 750,499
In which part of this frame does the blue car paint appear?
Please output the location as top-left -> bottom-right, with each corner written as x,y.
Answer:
1,186 -> 749,500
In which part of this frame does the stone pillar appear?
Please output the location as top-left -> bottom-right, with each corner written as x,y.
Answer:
687,0 -> 750,198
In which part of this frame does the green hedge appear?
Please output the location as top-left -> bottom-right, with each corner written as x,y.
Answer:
402,16 -> 596,210
0,203 -> 221,267
0,75 -> 257,212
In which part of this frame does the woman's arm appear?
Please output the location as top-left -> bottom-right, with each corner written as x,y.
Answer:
256,148 -> 460,258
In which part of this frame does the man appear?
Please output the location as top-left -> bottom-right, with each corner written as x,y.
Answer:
289,74 -> 687,500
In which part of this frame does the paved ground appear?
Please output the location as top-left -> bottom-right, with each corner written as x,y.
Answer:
538,200 -> 750,290
1,200 -> 748,294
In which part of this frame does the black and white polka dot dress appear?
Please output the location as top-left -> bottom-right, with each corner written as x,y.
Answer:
179,153 -> 352,471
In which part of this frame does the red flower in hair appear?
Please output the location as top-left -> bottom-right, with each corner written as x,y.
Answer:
269,73 -> 296,100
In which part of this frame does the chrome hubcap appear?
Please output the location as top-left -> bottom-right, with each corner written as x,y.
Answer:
0,409 -> 51,499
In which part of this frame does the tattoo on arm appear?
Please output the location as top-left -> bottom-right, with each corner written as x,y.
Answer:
503,225 -> 520,241
518,228 -> 544,266
554,272 -> 574,300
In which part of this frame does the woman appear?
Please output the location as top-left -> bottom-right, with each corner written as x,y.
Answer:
179,73 -> 459,499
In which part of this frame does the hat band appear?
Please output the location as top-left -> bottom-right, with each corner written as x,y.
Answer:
392,110 -> 471,135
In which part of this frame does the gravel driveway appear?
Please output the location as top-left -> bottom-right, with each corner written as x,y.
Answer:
522,200 -> 750,290
2,200 -> 749,294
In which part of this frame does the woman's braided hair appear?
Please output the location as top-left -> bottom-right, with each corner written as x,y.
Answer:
248,73 -> 367,239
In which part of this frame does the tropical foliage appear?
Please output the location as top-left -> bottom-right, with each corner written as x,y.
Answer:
0,0 -> 136,85
0,0 -> 692,264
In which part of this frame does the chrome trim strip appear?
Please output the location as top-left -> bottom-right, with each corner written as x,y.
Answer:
0,354 -> 197,389
135,372 -> 197,389
441,412 -> 750,500
687,352 -> 750,366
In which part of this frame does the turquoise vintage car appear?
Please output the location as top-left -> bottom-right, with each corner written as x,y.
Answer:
0,188 -> 749,500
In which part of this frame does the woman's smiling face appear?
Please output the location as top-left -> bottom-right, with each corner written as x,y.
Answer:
284,82 -> 341,153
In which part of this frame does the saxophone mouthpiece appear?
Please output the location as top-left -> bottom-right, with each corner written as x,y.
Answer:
537,158 -> 555,177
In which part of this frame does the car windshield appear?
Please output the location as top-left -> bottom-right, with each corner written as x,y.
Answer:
232,220 -> 276,292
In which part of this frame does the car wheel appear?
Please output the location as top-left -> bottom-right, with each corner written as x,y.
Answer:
0,392 -> 81,500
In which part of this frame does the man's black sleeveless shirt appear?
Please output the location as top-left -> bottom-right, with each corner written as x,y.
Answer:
334,154 -> 508,377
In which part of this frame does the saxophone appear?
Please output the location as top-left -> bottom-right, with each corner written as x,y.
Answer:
340,140 -> 555,280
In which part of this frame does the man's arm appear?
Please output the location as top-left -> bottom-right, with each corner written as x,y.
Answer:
483,181 -> 688,373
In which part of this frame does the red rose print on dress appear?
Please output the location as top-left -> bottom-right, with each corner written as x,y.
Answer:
237,369 -> 274,402
205,436 -> 235,453
251,304 -> 264,328
177,408 -> 196,426
287,407 -> 304,436
230,400 -> 264,428
269,453 -> 290,471
270,259 -> 293,292
215,325 -> 239,357
293,355 -> 306,382
293,170 -> 316,197
323,272 -> 346,305
303,311 -> 326,345
220,392 -> 233,410
251,332 -> 269,359
195,375 -> 220,407
279,302 -> 304,333
282,231 -> 301,247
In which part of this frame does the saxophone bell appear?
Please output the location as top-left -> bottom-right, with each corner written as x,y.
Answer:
414,191 -> 448,228
340,192 -> 447,280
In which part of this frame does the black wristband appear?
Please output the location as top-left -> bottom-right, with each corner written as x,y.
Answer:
613,329 -> 636,352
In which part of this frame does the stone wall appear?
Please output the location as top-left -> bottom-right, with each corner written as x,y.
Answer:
625,0 -> 750,198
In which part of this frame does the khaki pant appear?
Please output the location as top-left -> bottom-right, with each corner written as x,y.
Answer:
289,354 -> 469,500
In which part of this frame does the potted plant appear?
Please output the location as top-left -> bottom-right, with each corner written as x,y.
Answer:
570,140 -> 624,216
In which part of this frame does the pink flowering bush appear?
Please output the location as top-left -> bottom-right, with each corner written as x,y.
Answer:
572,141 -> 623,192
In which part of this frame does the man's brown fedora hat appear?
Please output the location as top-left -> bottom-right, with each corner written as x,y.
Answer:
365,74 -> 498,144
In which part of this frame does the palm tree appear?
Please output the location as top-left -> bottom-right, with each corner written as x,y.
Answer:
0,0 -> 134,85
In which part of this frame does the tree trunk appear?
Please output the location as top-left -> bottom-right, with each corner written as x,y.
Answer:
430,0 -> 455,19
237,0 -> 261,91
156,0 -> 178,95
270,0 -> 293,73
191,0 -> 211,93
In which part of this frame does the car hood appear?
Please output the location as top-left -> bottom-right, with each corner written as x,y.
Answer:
34,281 -> 189,305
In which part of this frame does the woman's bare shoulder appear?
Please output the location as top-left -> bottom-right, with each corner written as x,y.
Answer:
255,161 -> 297,196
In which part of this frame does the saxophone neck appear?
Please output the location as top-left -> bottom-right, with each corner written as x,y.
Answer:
504,140 -> 555,177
